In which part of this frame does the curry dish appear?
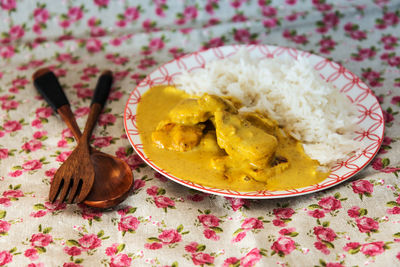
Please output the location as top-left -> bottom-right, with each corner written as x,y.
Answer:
136,85 -> 329,191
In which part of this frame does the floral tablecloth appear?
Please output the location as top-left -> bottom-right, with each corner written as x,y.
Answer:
0,0 -> 400,266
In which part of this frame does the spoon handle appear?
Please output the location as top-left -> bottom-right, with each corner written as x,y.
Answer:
32,68 -> 82,140
81,71 -> 113,142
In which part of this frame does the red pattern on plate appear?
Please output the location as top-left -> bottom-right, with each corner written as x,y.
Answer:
124,44 -> 384,198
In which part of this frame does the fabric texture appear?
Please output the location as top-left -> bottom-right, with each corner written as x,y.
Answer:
0,0 -> 400,266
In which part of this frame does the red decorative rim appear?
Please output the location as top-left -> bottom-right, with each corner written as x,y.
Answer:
124,44 -> 384,199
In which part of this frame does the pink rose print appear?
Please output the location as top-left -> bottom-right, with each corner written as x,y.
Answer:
314,226 -> 337,242
30,210 -> 47,218
80,206 -> 102,220
158,229 -> 181,244
22,159 -> 42,171
1,99 -> 19,110
273,207 -> 295,226
9,25 -> 24,40
3,120 -> 21,132
93,136 -> 112,147
318,196 -> 342,211
146,186 -> 158,196
232,231 -> 247,243
372,157 -> 400,173
35,107 -> 52,118
191,252 -> 214,266
125,6 -> 140,21
362,69 -> 383,87
0,45 -> 15,59
272,219 -> 286,227
203,229 -> 219,241
67,6 -> 83,22
86,38 -> 103,53
125,153 -> 144,169
240,248 -> 262,267
319,37 -> 336,54
33,131 -> 47,139
233,29 -> 257,44
24,248 -> 39,260
133,179 -> 145,191
271,236 -> 296,256
0,250 -> 13,266
241,217 -> 264,230
0,0 -> 15,11
360,242 -> 385,256
0,220 -> 10,234
273,208 -> 295,219
314,241 -> 330,255
31,119 -> 42,128
56,151 -> 72,162
110,253 -> 132,267
144,242 -> 162,250
30,233 -> 53,247
22,139 -> 42,152
223,257 -> 240,267
105,243 -> 118,256
263,18 -> 278,29
118,216 -> 140,232
226,197 -> 249,211
63,263 -> 82,267
347,206 -> 361,218
94,0 -> 109,7
261,5 -> 277,16
0,148 -> 8,159
388,206 -> 400,215
63,246 -> 82,256
184,242 -> 198,253
3,189 -> 24,198
232,13 -> 247,22
308,209 -> 325,218
149,38 -> 165,51
154,195 -> 175,209
187,193 -> 205,202
0,197 -> 11,207
78,234 -> 101,250
355,216 -> 379,233
381,35 -> 398,50
198,214 -> 220,228
183,5 -> 198,20
8,169 -> 22,177
33,8 -> 49,23
203,37 -> 226,49
343,242 -> 361,252
352,180 -> 373,195
74,107 -> 90,118
326,263 -> 345,267
350,30 -> 367,41
98,113 -> 116,126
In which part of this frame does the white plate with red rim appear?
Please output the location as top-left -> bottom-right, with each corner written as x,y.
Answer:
124,44 -> 384,199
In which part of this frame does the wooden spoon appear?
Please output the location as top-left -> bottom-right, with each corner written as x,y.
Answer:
33,69 -> 134,208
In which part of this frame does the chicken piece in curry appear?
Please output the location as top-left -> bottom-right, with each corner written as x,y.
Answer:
137,85 -> 329,191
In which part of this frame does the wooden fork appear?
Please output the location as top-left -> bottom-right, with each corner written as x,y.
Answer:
33,70 -> 113,203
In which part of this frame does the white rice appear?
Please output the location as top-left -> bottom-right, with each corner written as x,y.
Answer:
174,50 -> 361,166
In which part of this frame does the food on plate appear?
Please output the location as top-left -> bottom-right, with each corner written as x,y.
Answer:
136,52 -> 361,191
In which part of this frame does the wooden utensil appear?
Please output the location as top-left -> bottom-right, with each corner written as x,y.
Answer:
33,69 -> 134,208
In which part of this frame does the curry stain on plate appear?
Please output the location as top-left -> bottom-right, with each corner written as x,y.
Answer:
136,85 -> 329,191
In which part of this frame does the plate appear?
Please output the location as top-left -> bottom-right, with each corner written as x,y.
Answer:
124,44 -> 384,198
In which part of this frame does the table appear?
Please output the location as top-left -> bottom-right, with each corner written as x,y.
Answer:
0,0 -> 399,266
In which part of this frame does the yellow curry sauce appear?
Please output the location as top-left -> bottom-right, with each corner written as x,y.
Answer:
136,85 -> 329,191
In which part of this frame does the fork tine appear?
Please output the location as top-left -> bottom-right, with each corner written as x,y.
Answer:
58,178 -> 73,203
67,178 -> 82,203
49,176 -> 64,202
74,180 -> 88,203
